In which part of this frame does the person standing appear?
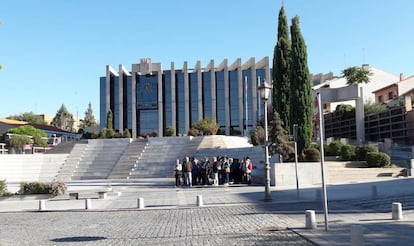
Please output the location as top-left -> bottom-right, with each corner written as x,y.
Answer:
212,156 -> 219,186
182,156 -> 192,187
245,157 -> 253,184
223,157 -> 231,186
174,159 -> 182,187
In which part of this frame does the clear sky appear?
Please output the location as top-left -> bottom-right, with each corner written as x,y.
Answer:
1,0 -> 413,120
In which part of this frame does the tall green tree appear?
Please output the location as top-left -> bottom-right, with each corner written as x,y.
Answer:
269,111 -> 293,161
51,104 -> 75,132
290,16 -> 313,156
272,5 -> 291,133
106,109 -> 113,129
80,102 -> 98,129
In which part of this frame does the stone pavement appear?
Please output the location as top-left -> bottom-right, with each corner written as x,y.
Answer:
1,177 -> 414,245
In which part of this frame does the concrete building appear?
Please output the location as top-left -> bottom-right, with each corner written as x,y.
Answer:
100,57 -> 271,138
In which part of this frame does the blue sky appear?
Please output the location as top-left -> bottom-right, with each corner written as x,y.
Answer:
1,0 -> 414,120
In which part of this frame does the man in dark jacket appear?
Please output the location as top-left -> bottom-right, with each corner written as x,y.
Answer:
182,156 -> 192,187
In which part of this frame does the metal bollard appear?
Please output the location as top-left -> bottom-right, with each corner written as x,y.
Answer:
305,210 -> 316,229
371,185 -> 378,199
350,224 -> 363,246
196,195 -> 203,207
85,198 -> 92,210
137,197 -> 145,209
39,200 -> 46,211
392,202 -> 403,220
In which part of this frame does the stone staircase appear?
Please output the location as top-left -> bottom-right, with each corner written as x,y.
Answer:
326,161 -> 405,184
108,139 -> 148,179
0,154 -> 68,183
128,137 -> 192,179
71,139 -> 131,180
54,141 -> 88,182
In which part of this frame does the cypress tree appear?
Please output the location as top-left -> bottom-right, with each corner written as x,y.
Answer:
272,5 -> 291,133
290,16 -> 313,156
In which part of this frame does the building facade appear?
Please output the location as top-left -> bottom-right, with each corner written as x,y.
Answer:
100,57 -> 271,137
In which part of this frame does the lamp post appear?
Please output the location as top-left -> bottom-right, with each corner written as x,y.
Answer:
259,80 -> 272,202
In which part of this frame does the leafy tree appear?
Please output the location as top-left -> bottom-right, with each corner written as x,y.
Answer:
269,111 -> 294,160
7,112 -> 47,125
190,117 -> 219,135
8,134 -> 32,153
51,104 -> 74,132
335,104 -> 355,119
289,16 -> 313,156
342,66 -> 372,85
7,125 -> 47,147
80,102 -> 98,129
364,99 -> 387,115
106,109 -> 113,129
250,126 -> 264,146
272,5 -> 291,133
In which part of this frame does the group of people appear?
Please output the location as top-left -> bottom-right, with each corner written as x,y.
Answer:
174,155 -> 253,187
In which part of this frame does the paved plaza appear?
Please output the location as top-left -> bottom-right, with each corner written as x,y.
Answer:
1,177 -> 414,245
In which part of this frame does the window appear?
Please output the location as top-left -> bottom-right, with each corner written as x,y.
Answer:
378,95 -> 383,102
388,92 -> 393,100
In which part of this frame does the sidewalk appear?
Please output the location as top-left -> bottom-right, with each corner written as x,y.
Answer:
1,177 -> 414,245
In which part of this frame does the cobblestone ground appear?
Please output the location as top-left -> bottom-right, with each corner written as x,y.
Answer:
0,205 -> 315,246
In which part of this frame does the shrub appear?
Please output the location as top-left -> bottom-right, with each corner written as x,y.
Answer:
188,127 -> 199,136
304,147 -> 321,162
355,145 -> 378,161
48,182 -> 67,197
340,144 -> 355,161
0,180 -> 9,196
19,182 -> 49,195
326,141 -> 344,156
366,152 -> 391,167
165,126 -> 175,136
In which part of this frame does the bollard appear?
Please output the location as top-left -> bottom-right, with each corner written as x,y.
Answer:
350,224 -> 363,246
196,195 -> 203,207
137,197 -> 145,209
305,210 -> 316,229
85,198 -> 92,210
392,202 -> 403,220
39,200 -> 46,211
371,185 -> 378,199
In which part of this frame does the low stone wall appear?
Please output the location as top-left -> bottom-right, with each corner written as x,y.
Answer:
271,162 -> 324,187
252,161 -> 324,187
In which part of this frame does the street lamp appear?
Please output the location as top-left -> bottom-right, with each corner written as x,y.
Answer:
258,80 -> 272,202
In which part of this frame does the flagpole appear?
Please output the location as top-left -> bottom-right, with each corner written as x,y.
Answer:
245,76 -> 248,137
257,76 -> 261,123
317,92 -> 329,231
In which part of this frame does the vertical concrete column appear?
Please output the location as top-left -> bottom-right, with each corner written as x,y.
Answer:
85,198 -> 92,210
305,210 -> 316,229
196,195 -> 203,207
355,86 -> 365,143
137,198 -> 145,209
350,224 -> 363,246
371,185 -> 378,199
392,202 -> 403,220
39,200 -> 46,211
